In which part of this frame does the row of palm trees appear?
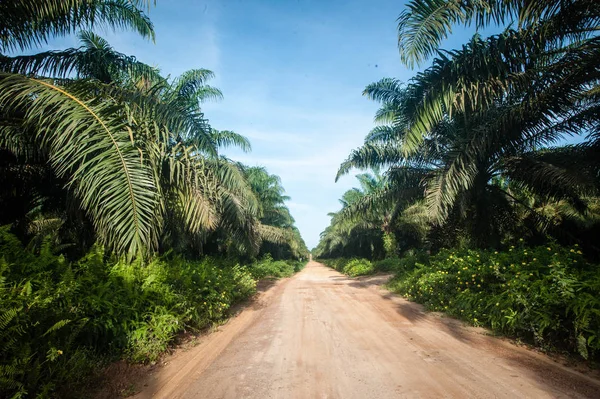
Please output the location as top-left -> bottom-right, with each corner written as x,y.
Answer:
0,1 -> 308,260
316,0 -> 599,258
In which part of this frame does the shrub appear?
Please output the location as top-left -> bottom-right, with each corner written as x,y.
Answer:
387,242 -> 600,360
0,228 -> 260,398
249,255 -> 300,279
319,258 -> 350,272
343,259 -> 374,277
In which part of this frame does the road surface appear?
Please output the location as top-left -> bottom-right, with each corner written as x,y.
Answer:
135,262 -> 600,399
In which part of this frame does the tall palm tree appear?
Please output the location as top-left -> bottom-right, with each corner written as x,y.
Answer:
337,76 -> 599,249
0,3 -> 258,257
392,0 -> 600,155
0,1 -> 161,256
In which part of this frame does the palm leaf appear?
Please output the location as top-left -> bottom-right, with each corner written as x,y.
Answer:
0,0 -> 155,52
0,74 -> 161,256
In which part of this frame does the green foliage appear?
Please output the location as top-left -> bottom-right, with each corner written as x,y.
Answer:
249,254 -> 305,279
314,171 -> 391,260
387,243 -> 600,360
323,0 -> 600,256
343,259 -> 375,277
319,258 -> 375,277
0,228 -> 260,398
373,257 -> 400,272
318,258 -> 350,272
382,232 -> 397,258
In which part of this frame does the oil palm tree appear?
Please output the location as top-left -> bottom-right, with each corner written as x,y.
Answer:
316,171 -> 396,258
0,1 -> 260,257
392,0 -> 600,155
0,1 -> 160,256
337,77 -> 599,248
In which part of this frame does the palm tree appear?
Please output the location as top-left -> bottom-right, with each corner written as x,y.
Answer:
316,171 -> 397,259
391,1 -> 600,158
336,74 -> 599,249
0,1 -> 162,256
396,0 -> 600,67
0,1 -> 261,257
238,166 -> 309,259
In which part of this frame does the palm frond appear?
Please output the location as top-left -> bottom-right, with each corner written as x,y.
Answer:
210,129 -> 252,153
0,73 -> 161,256
0,0 -> 155,52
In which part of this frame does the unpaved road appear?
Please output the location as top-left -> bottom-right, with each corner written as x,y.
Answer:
135,262 -> 600,398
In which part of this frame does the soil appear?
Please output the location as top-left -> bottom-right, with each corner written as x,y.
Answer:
118,262 -> 600,398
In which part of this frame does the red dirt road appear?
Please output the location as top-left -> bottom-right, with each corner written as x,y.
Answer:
135,262 -> 600,398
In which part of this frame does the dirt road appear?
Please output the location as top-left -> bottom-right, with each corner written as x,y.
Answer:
135,262 -> 600,398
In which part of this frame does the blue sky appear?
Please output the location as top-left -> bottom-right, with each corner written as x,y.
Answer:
41,0 -> 493,249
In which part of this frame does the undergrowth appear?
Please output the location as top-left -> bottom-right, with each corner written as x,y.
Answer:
319,258 -> 374,277
0,228 -> 303,398
249,254 -> 305,279
386,242 -> 600,361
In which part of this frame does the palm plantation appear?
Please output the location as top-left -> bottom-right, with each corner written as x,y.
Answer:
1,0 -> 600,397
0,2 -> 307,397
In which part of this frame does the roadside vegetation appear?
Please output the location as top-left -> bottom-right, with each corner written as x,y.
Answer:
316,0 -> 600,361
0,2 -> 308,397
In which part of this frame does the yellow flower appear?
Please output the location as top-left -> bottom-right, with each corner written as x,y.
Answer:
477,284 -> 481,288
496,303 -> 500,306
547,247 -> 552,251
57,350 -> 63,355
577,251 -> 582,255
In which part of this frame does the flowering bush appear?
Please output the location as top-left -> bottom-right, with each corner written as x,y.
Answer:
387,242 -> 600,360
